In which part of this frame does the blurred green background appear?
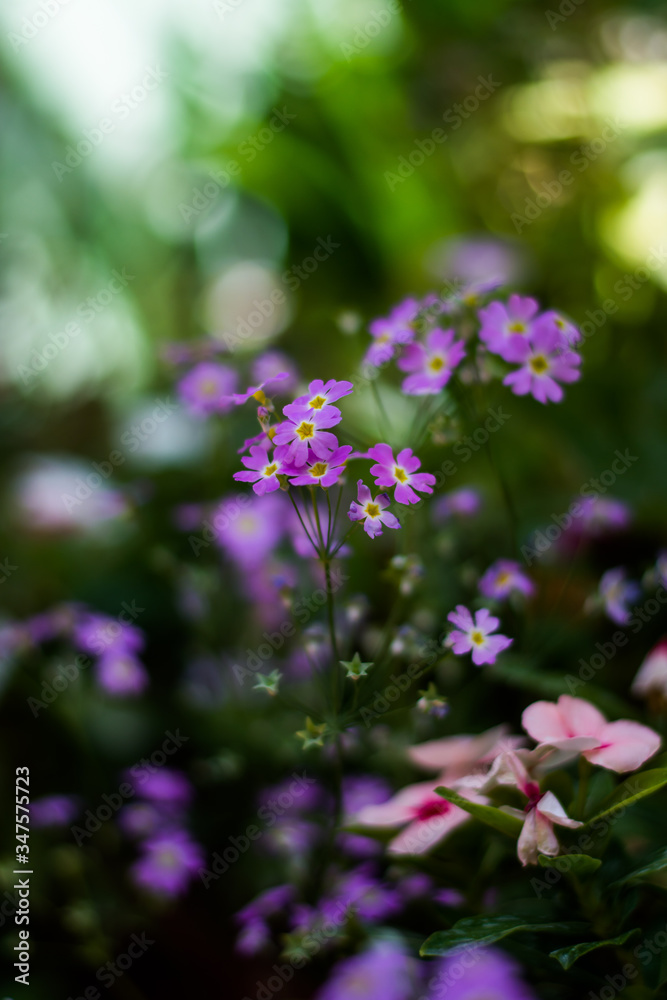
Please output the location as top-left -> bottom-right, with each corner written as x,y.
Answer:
2,0 -> 667,996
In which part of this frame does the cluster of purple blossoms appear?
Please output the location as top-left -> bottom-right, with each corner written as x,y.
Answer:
118,769 -> 204,898
73,609 -> 149,696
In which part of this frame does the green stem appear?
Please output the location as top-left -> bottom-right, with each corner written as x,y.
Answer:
371,379 -> 393,437
287,491 -> 319,556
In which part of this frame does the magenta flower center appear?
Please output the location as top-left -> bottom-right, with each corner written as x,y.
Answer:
524,782 -> 542,811
415,798 -> 451,821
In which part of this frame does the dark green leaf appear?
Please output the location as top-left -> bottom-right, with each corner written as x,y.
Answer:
549,929 -> 640,970
420,915 -> 589,957
585,770 -> 667,825
435,785 -> 523,837
538,854 -> 602,875
610,847 -> 667,889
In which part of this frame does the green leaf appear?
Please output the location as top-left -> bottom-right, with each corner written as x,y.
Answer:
538,854 -> 602,875
549,929 -> 640,970
420,914 -> 589,957
584,769 -> 667,825
609,847 -> 667,889
435,785 -> 523,837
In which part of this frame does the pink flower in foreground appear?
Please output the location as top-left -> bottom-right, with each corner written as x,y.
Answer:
273,403 -> 342,466
446,606 -> 513,666
286,446 -> 353,488
348,480 -> 401,538
503,324 -> 581,404
478,294 -> 540,361
522,695 -> 661,773
408,725 -> 514,785
354,779 -> 476,854
368,444 -> 436,505
397,328 -> 466,395
482,749 -> 582,866
292,378 -> 354,412
233,445 -> 291,495
632,639 -> 667,701
478,559 -> 534,601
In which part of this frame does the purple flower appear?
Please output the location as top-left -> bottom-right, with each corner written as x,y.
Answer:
224,373 -> 290,406
598,568 -> 641,625
577,496 -> 631,535
117,803 -> 162,838
237,884 -> 295,926
95,651 -> 149,696
397,328 -> 466,395
286,445 -> 353,488
343,775 -> 392,816
177,362 -> 238,417
534,309 -> 581,347
251,351 -> 298,393
438,235 -> 524,286
446,606 -> 513,666
503,324 -> 581,404
131,769 -> 193,809
316,942 -> 417,1000
365,298 -> 420,366
478,559 -> 534,601
131,829 -> 204,897
273,404 -> 342,466
292,378 -> 354,412
478,294 -> 540,361
368,444 -> 436,505
73,612 -> 144,658
348,480 -> 401,538
30,794 -> 80,828
433,488 -> 481,522
233,445 -> 291,495
329,866 -> 402,922
422,946 -> 537,999
214,492 -> 287,567
236,919 -> 271,956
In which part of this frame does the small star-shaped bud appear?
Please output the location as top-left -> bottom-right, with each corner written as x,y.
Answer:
416,682 -> 449,719
253,669 -> 282,696
295,717 -> 328,749
339,652 -> 373,681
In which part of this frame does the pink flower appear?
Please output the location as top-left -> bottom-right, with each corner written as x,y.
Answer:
364,298 -> 420,367
273,403 -> 342,466
482,749 -> 582,866
632,639 -> 667,701
534,310 -> 582,347
522,695 -> 661,773
397,328 -> 466,395
348,480 -> 401,538
354,779 -> 476,854
368,444 -> 436,505
446,606 -> 513,665
292,378 -> 354,412
233,445 -> 291,496
478,294 -> 540,361
478,559 -> 534,601
502,324 -> 581,404
286,445 -> 353,488
408,725 -> 513,785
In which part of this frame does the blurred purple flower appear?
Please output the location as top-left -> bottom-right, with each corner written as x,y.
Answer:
251,351 -> 298,393
433,488 -> 481,522
30,794 -> 80,828
131,829 -> 204,897
478,559 -> 534,601
177,362 -> 238,418
95,651 -> 149,696
128,769 -> 193,810
117,802 -> 163,838
329,865 -> 403,922
598,568 -> 640,625
365,298 -> 419,367
73,611 -> 144,658
422,946 -> 537,999
214,492 -> 287,568
316,941 -> 416,1000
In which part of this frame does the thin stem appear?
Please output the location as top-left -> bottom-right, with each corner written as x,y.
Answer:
287,491 -> 319,556
325,488 -> 334,551
371,379 -> 393,436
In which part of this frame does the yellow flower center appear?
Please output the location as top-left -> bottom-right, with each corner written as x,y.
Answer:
264,463 -> 278,477
508,321 -> 526,333
365,503 -> 380,518
530,355 -> 549,374
471,631 -> 484,645
296,421 -> 315,440
309,395 -> 327,409
496,571 -> 510,585
376,333 -> 390,343
253,389 -> 267,404
429,356 -> 445,371
200,378 -> 219,396
309,462 -> 328,477
394,466 -> 408,483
